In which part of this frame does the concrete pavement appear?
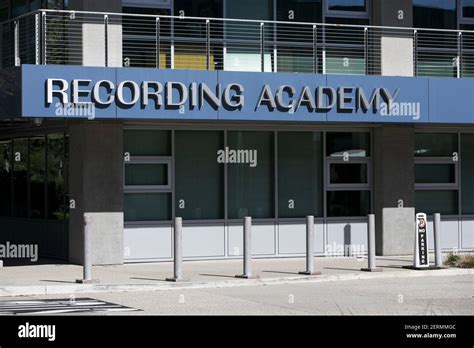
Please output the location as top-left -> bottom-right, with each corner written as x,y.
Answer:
0,255 -> 472,297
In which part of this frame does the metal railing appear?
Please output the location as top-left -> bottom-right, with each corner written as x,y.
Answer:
2,9 -> 474,78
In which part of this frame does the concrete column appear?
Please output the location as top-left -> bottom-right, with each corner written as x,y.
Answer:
372,0 -> 414,76
69,121 -> 124,265
374,126 -> 415,255
68,0 -> 122,67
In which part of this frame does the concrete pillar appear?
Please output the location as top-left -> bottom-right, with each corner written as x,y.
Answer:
374,126 -> 415,255
372,0 -> 414,76
69,121 -> 124,265
68,0 -> 122,67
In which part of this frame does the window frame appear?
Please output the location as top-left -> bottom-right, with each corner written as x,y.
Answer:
324,0 -> 370,20
414,157 -> 459,189
325,157 -> 371,190
123,157 -> 172,192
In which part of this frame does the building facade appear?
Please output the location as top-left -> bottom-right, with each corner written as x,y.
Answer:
0,0 -> 473,265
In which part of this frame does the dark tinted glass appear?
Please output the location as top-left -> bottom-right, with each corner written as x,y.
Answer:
415,164 -> 456,184
124,193 -> 171,221
278,132 -> 323,218
327,190 -> 371,217
29,136 -> 46,219
413,0 -> 457,29
415,133 -> 458,157
13,138 -> 28,218
415,190 -> 458,215
327,0 -> 366,12
175,131 -> 224,220
326,132 -> 370,157
123,130 -> 171,156
330,163 -> 368,184
228,131 -> 274,219
462,0 -> 474,17
461,134 -> 474,214
0,139 -> 11,216
47,134 -> 65,220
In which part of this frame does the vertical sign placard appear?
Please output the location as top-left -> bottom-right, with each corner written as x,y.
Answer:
414,213 -> 429,268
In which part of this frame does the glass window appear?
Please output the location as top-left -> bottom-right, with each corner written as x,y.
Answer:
327,0 -> 366,12
0,139 -> 11,216
47,134 -> 65,220
415,133 -> 458,157
226,0 -> 272,20
29,0 -> 40,11
124,193 -> 171,221
326,132 -> 370,158
0,0 -> 8,22
29,136 -> 46,219
278,132 -> 323,218
330,163 -> 368,184
413,0 -> 457,29
327,190 -> 370,217
175,131 -> 224,220
277,0 -> 322,23
462,0 -> 474,18
11,0 -> 26,17
123,130 -> 171,156
461,134 -> 474,214
415,190 -> 458,215
415,164 -> 456,184
13,138 -> 28,218
125,163 -> 169,187
174,0 -> 222,18
228,131 -> 274,219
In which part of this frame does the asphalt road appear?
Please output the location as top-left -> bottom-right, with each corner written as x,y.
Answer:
1,274 -> 472,315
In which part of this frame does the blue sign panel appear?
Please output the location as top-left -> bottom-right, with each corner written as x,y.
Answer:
20,64 -> 474,125
429,78 -> 474,124
326,75 -> 429,123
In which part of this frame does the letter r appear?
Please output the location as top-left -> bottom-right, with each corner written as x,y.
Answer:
47,78 -> 69,104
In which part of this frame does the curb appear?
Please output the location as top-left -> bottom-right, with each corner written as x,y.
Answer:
0,268 -> 472,298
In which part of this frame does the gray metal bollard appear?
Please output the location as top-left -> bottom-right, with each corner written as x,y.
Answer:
235,216 -> 259,279
299,216 -> 321,275
361,214 -> 382,272
434,213 -> 443,268
166,217 -> 187,282
76,214 -> 99,284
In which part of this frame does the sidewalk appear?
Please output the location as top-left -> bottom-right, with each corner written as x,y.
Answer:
0,255 -> 472,297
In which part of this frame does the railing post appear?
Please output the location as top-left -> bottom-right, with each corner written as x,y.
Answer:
235,216 -> 258,279
299,216 -> 321,275
260,22 -> 264,72
434,213 -> 443,268
206,19 -> 210,70
104,14 -> 109,67
361,214 -> 382,272
166,217 -> 187,282
156,17 -> 160,68
364,27 -> 369,75
313,25 -> 318,74
458,31 -> 463,78
413,30 -> 418,76
42,11 -> 46,65
76,214 -> 99,284
14,20 -> 20,67
35,13 -> 40,65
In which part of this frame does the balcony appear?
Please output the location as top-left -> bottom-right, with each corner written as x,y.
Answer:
1,9 -> 474,78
